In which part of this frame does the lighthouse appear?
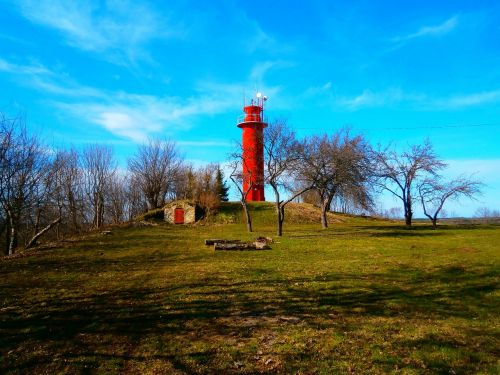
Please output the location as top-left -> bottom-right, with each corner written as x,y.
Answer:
237,93 -> 268,201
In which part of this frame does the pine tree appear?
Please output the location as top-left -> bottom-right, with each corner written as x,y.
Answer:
215,166 -> 230,202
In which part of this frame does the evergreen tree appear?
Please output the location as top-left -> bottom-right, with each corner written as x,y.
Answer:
215,166 -> 230,202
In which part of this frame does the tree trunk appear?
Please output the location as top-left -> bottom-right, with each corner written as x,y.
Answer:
321,202 -> 328,229
95,194 -> 104,229
277,205 -> 285,236
0,220 -> 6,256
242,203 -> 253,232
277,217 -> 283,236
68,190 -> 79,232
276,204 -> 283,236
320,194 -> 334,229
6,207 -> 18,255
8,216 -> 17,255
431,218 -> 437,228
272,185 -> 283,236
26,217 -> 61,249
405,213 -> 412,226
3,220 -> 10,256
404,202 -> 413,226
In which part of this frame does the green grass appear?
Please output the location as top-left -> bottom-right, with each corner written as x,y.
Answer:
1,202 -> 499,374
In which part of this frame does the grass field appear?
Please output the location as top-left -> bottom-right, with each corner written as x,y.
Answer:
1,203 -> 499,374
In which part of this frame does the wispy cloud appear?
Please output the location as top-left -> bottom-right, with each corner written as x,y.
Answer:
238,12 -> 294,55
0,58 -> 104,97
336,88 -> 423,110
0,32 -> 33,46
55,90 -> 241,142
13,0 -> 179,65
304,82 -> 333,97
249,60 -> 295,84
334,88 -> 500,111
0,57 -> 238,141
0,58 -> 50,75
0,56 -> 288,142
436,90 -> 500,108
392,15 -> 459,43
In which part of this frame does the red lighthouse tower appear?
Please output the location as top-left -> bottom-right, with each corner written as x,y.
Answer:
237,93 -> 268,201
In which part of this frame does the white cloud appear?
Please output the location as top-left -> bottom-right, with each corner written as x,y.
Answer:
249,60 -> 294,83
336,88 -> 422,110
334,88 -> 500,111
304,82 -> 332,97
57,91 -> 238,142
0,58 -> 104,97
436,90 -> 500,109
0,56 -> 288,142
13,0 -> 177,65
0,58 -> 50,75
392,15 -> 459,43
0,58 -> 231,141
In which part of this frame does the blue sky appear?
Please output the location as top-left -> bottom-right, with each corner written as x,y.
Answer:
1,0 -> 499,216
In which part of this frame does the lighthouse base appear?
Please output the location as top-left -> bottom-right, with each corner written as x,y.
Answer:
246,184 -> 265,202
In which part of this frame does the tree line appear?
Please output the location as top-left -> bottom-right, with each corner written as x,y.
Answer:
0,115 -> 228,255
1,113 -> 483,254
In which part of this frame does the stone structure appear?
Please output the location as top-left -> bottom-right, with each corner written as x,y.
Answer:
163,200 -> 202,224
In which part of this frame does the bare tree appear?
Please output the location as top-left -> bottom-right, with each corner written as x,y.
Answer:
82,145 -> 116,229
300,131 -> 372,229
125,175 -> 148,220
0,116 -> 48,254
330,185 -> 372,215
29,149 -> 85,241
57,149 -> 83,232
474,207 -> 500,218
172,164 -> 196,201
419,176 -> 482,227
107,174 -> 128,224
25,157 -> 66,249
193,163 -> 220,217
376,206 -> 403,220
128,139 -> 182,210
228,150 -> 254,233
264,120 -> 317,236
372,140 -> 446,226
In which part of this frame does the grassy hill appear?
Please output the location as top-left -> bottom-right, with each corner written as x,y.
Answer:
206,201 -> 373,226
1,203 -> 499,374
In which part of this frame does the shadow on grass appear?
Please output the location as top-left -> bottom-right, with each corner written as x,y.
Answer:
287,226 -> 444,238
1,257 -> 498,373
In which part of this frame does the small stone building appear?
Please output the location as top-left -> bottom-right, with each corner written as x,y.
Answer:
164,200 -> 202,224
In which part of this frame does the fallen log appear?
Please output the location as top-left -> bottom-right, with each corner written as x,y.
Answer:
214,242 -> 256,250
205,239 -> 241,246
214,241 -> 270,251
